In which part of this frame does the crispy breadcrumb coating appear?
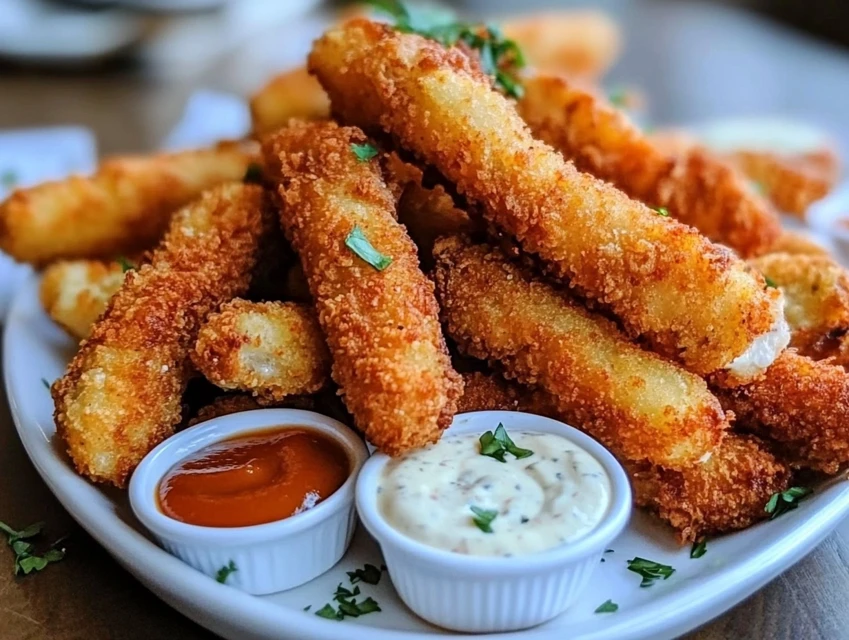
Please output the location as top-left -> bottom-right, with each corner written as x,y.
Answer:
192,299 -> 330,402
187,393 -> 317,426
52,183 -> 272,487
715,350 -> 849,474
458,372 -> 790,543
249,67 -> 330,135
264,120 -> 462,455
309,20 -> 783,378
749,252 -> 849,354
434,236 -> 728,469
517,75 -> 781,257
502,11 -> 620,79
1,142 -> 257,266
40,259 -> 131,340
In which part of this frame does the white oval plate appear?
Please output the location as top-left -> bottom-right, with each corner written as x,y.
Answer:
6,274 -> 849,640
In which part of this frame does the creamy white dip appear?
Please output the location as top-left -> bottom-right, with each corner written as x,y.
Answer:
377,431 -> 611,557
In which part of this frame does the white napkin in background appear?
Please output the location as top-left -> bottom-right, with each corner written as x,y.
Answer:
0,127 -> 97,320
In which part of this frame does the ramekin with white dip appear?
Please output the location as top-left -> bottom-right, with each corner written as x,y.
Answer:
355,411 -> 631,633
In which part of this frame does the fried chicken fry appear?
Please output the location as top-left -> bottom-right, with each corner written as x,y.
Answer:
1,142 -> 257,266
729,149 -> 837,217
40,259 -> 131,340
516,75 -> 781,257
249,66 -> 330,135
52,183 -> 272,487
749,253 -> 849,354
192,299 -> 330,402
458,372 -> 790,543
433,236 -> 728,469
309,20 -> 787,379
264,120 -> 462,455
715,350 -> 849,474
766,231 -> 829,257
502,11 -> 620,79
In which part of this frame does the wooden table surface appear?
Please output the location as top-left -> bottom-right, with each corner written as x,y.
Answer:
2,1 -> 849,638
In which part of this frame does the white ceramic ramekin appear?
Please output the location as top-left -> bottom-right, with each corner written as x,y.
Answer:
356,410 -> 632,633
129,408 -> 368,595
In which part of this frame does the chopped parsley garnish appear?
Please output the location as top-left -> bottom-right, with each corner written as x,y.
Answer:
41,378 -> 50,390
116,256 -> 134,273
0,170 -> 16,189
765,486 -> 813,520
626,557 -> 675,587
351,142 -> 379,162
366,0 -> 525,98
347,563 -> 383,585
605,549 -> 614,553
653,206 -> 670,217
608,88 -> 628,108
0,520 -> 66,576
243,163 -> 264,184
479,423 -> 533,462
345,226 -> 392,271
595,599 -> 618,613
215,560 -> 237,584
303,605 -> 311,612
764,275 -> 777,289
690,540 -> 707,559
470,505 -> 498,533
315,603 -> 342,620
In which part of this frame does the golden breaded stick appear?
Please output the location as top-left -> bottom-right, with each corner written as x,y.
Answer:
187,393 -> 317,426
715,350 -> 849,474
264,120 -> 462,455
459,371 -> 790,543
749,253 -> 849,354
249,67 -> 330,135
192,299 -> 330,402
729,150 -> 837,217
40,259 -> 131,339
309,20 -> 787,379
502,11 -> 620,79
516,75 -> 781,257
1,142 -> 257,266
433,236 -> 728,469
766,230 -> 829,257
52,183 -> 272,487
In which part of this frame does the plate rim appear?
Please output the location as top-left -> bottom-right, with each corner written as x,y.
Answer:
5,271 -> 849,640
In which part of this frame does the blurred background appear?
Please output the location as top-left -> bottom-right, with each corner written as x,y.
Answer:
0,0 -> 846,154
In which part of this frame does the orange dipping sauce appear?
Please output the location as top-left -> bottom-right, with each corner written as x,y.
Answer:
158,427 -> 350,528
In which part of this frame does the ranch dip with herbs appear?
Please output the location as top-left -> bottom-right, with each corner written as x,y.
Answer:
377,425 -> 611,557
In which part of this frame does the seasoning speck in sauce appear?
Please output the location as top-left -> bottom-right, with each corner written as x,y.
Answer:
378,431 -> 611,557
158,427 -> 349,527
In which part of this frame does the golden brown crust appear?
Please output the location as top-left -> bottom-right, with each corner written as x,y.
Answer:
766,230 -> 829,257
309,20 -> 781,377
249,67 -> 331,135
40,259 -> 129,339
458,372 -> 790,543
516,75 -> 781,257
264,120 -> 462,455
0,142 -> 258,266
749,252 -> 849,353
433,235 -> 729,469
729,149 -> 838,217
715,350 -> 849,474
52,183 -> 271,487
192,299 -> 331,402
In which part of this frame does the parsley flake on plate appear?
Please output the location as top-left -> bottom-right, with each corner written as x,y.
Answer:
347,563 -> 383,585
765,486 -> 813,520
351,142 -> 379,162
345,226 -> 392,271
0,520 -> 66,576
215,560 -> 237,584
479,423 -> 533,462
595,599 -> 619,614
41,378 -> 51,390
470,505 -> 498,533
690,540 -> 707,559
626,557 -> 675,588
